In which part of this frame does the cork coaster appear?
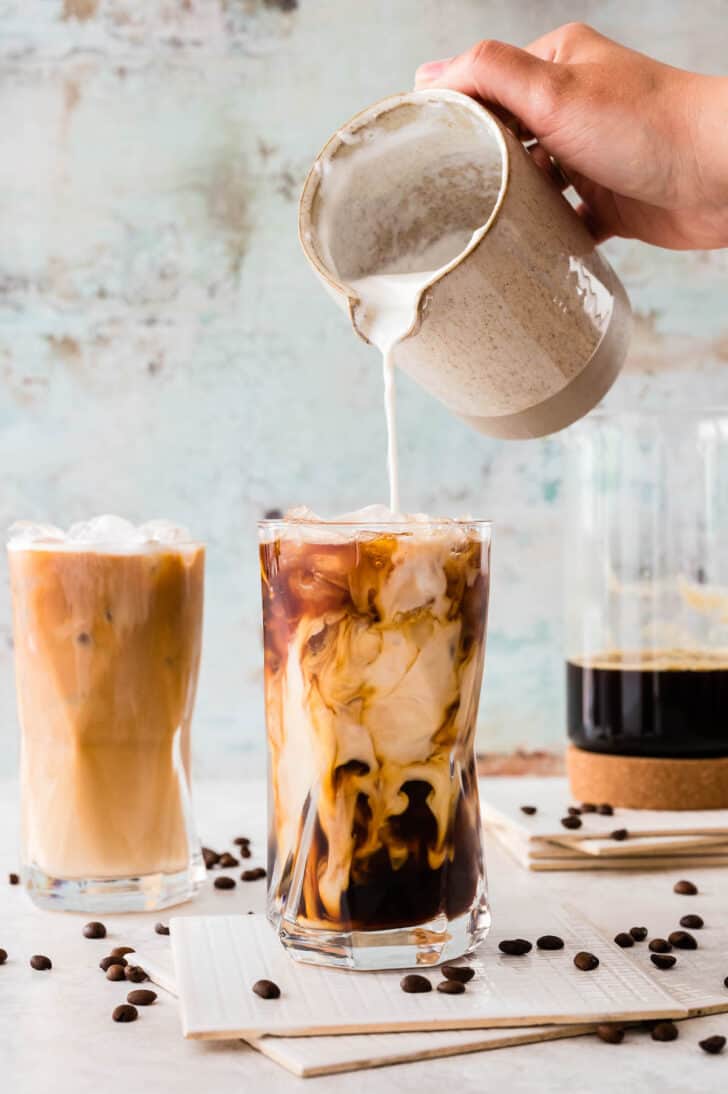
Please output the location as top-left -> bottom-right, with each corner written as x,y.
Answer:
567,746 -> 728,810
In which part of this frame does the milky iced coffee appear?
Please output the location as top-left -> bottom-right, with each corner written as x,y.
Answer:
8,517 -> 205,911
260,509 -> 491,968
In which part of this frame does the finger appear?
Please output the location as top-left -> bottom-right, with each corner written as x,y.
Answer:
574,200 -> 613,244
415,39 -> 564,135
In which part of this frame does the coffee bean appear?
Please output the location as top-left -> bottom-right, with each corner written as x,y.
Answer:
679,914 -> 704,930
125,966 -> 148,983
202,847 -> 220,869
8,873 -> 19,885
106,964 -> 127,981
724,976 -> 728,989
241,868 -> 266,881
630,927 -> 648,942
83,921 -> 106,939
581,803 -> 597,813
520,805 -> 537,816
536,935 -> 564,951
611,828 -> 629,841
400,974 -> 431,993
596,1024 -> 624,1044
699,1035 -> 726,1055
668,930 -> 697,950
648,939 -> 672,953
597,803 -> 613,816
574,952 -> 599,971
100,955 -> 127,971
651,1021 -> 678,1041
253,979 -> 281,999
127,989 -> 156,1006
614,933 -> 634,948
441,965 -> 475,983
30,955 -> 52,971
214,876 -> 236,890
111,946 -> 135,958
154,923 -> 170,935
240,846 -> 252,859
219,852 -> 239,868
233,837 -> 251,847
567,806 -> 582,816
560,815 -> 582,829
651,954 -> 677,970
437,979 -> 465,994
673,880 -> 698,895
0,949 -> 7,965
112,1004 -> 138,1023
498,939 -> 532,956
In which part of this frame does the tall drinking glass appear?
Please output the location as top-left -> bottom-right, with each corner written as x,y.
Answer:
259,515 -> 492,969
8,519 -> 206,911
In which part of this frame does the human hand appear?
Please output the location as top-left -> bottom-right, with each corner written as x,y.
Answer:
415,23 -> 728,250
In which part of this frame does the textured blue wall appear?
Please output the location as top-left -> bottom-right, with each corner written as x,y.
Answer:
1,1 -> 727,774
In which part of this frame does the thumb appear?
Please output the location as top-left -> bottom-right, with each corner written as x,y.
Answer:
415,39 -> 564,136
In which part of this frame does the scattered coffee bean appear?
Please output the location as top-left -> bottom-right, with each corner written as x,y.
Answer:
233,837 -> 251,847
400,974 -> 432,994
567,806 -> 582,816
106,964 -> 127,982
498,939 -> 532,956
630,927 -> 648,942
83,921 -> 106,940
110,946 -> 135,958
560,815 -> 582,830
673,880 -> 698,895
100,954 -> 128,971
112,1004 -> 138,1023
240,846 -> 252,859
441,965 -> 475,983
536,935 -> 564,951
668,930 -> 697,950
724,976 -> 728,989
611,828 -> 629,841
125,966 -> 148,983
651,1020 -> 678,1041
0,949 -> 7,965
437,979 -> 465,995
127,989 -> 156,1006
214,876 -> 236,890
648,939 -> 672,953
596,1023 -> 624,1044
253,979 -> 281,999
699,1035 -> 726,1055
574,952 -> 599,971
30,955 -> 52,971
581,803 -> 597,813
651,954 -> 677,970
219,852 -> 239,868
679,914 -> 704,930
614,933 -> 634,948
597,803 -> 614,816
241,867 -> 266,881
202,847 -> 220,869
520,805 -> 537,816
154,923 -> 170,936
8,873 -> 19,885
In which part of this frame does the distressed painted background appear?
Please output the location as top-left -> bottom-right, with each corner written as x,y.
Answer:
1,1 -> 727,776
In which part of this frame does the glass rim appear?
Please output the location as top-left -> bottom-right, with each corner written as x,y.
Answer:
257,517 -> 492,529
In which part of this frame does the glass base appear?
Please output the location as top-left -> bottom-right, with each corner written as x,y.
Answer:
24,855 -> 205,913
274,898 -> 491,971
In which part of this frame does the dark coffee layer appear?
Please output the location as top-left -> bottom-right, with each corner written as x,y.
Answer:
567,652 -> 728,758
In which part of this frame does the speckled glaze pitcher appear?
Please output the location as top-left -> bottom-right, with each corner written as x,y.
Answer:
299,89 -> 632,440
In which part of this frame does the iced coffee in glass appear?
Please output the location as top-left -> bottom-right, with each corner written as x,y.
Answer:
259,508 -> 491,969
8,516 -> 205,911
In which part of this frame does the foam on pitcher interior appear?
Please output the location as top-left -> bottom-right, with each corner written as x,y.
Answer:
8,515 -> 196,552
314,95 -> 505,511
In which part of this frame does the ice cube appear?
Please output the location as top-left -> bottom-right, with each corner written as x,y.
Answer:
138,519 -> 191,544
67,515 -> 141,544
7,521 -> 65,546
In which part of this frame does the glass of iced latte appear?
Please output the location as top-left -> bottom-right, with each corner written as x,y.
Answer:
259,508 -> 492,969
8,516 -> 205,912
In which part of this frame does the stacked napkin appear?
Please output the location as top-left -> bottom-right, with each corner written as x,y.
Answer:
481,776 -> 728,871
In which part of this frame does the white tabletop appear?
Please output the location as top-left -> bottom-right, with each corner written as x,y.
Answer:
1,778 -> 726,1093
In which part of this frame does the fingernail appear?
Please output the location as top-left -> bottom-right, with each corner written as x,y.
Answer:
415,57 -> 452,84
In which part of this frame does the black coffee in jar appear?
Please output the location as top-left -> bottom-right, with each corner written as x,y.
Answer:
566,651 -> 728,758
